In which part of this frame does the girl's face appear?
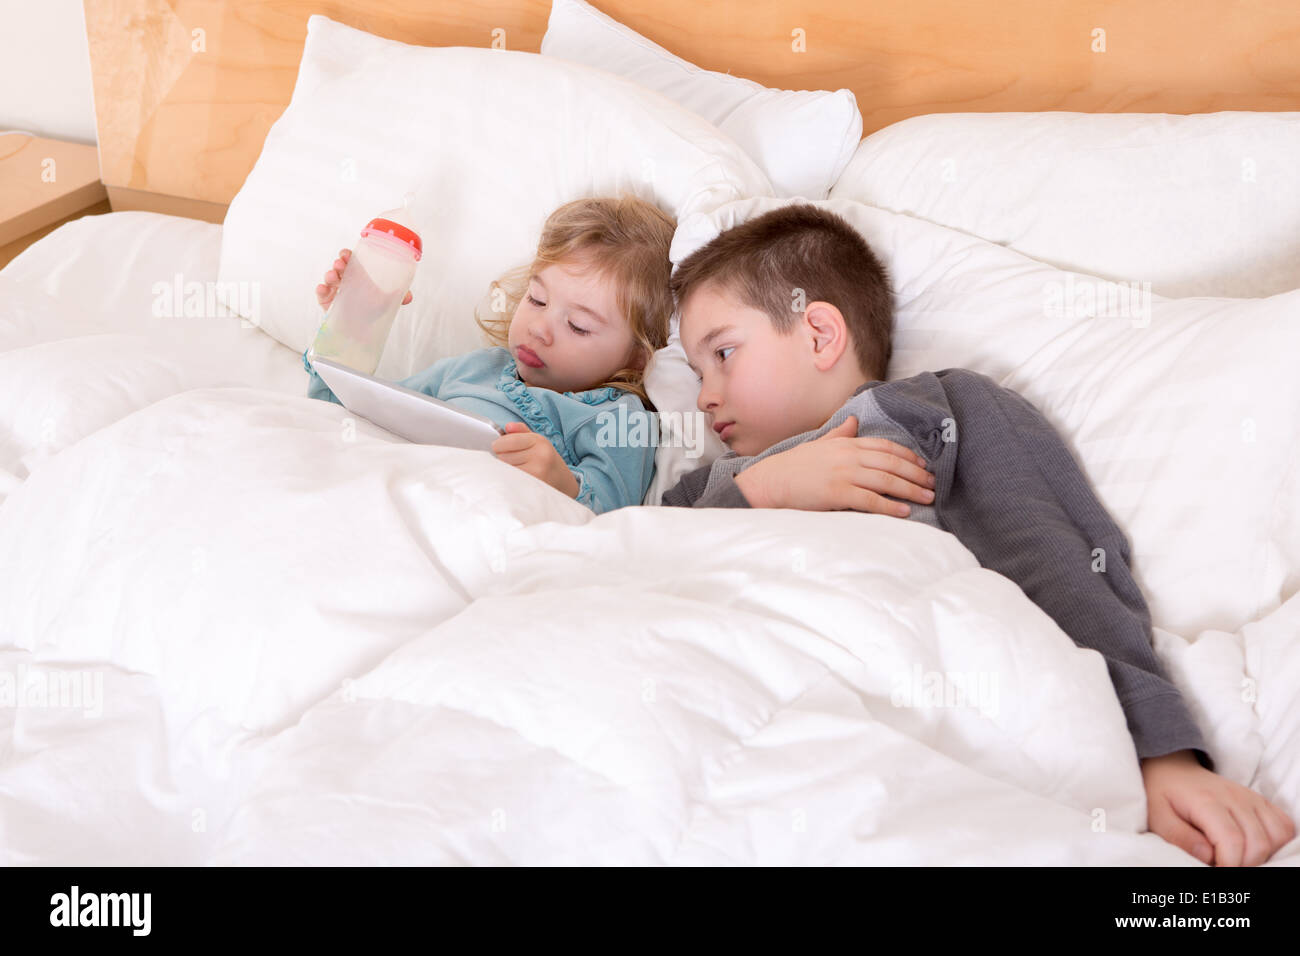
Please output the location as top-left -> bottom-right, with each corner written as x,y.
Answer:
507,255 -> 646,392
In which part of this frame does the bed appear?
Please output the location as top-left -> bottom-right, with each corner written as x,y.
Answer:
1,0 -> 1298,866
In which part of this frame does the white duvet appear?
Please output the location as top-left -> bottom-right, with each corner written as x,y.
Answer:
0,213 -> 1296,865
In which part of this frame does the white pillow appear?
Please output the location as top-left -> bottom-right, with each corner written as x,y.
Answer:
669,197 -> 1300,639
829,111 -> 1300,298
642,319 -> 727,504
541,0 -> 861,200
218,14 -> 772,383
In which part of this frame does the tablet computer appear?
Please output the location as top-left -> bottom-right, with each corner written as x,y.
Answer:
308,353 -> 505,451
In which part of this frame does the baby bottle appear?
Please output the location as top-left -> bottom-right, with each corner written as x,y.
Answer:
307,193 -> 423,376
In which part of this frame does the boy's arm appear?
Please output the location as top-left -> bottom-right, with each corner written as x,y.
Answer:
937,375 -> 1295,867
661,418 -> 931,511
909,370 -> 1213,771
660,463 -> 752,508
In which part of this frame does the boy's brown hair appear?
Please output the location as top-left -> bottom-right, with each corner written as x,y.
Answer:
669,204 -> 893,382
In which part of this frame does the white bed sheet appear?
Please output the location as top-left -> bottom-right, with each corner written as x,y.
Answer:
0,211 -> 1296,866
0,212 -> 304,501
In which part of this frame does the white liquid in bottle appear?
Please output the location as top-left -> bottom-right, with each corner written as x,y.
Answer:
309,193 -> 422,376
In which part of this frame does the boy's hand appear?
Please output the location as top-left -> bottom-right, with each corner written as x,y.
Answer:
492,422 -> 579,499
733,416 -> 936,515
316,248 -> 415,310
1142,750 -> 1296,866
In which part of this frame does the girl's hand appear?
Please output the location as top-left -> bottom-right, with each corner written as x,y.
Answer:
316,248 -> 415,310
492,422 -> 579,498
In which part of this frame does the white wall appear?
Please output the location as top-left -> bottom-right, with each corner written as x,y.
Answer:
0,0 -> 98,145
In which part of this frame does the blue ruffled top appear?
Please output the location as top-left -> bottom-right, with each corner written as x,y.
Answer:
302,345 -> 655,514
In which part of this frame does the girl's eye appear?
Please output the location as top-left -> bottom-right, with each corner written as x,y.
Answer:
527,295 -> 545,307
716,346 -> 734,362
568,321 -> 591,336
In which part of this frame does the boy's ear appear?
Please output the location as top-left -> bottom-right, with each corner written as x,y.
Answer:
803,301 -> 851,370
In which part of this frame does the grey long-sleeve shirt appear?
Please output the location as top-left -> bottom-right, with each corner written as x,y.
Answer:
662,368 -> 1213,771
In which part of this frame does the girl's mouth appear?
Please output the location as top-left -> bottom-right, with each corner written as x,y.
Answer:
517,346 -> 545,368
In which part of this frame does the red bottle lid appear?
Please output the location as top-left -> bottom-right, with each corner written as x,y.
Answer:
362,217 -> 422,260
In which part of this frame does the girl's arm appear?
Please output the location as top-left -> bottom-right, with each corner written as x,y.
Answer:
392,357 -> 453,398
302,347 -> 343,405
565,407 -> 657,514
492,406 -> 655,513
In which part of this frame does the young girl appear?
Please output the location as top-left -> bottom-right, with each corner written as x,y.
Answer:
302,196 -> 675,515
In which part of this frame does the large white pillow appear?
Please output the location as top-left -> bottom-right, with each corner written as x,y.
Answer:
541,0 -> 861,200
829,112 -> 1300,298
669,197 -> 1300,639
218,14 -> 773,383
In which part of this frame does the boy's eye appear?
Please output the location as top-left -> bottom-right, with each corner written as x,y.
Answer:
527,295 -> 545,307
716,346 -> 734,362
568,321 -> 591,336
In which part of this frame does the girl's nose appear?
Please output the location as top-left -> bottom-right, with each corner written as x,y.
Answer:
529,318 -> 553,346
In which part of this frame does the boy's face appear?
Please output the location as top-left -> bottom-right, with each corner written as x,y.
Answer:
680,281 -> 835,457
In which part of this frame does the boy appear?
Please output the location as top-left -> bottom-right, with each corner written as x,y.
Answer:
662,204 -> 1295,866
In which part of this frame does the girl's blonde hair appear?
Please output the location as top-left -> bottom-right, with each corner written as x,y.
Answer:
475,195 -> 676,408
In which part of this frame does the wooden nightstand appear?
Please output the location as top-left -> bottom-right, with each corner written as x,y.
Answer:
0,133 -> 111,270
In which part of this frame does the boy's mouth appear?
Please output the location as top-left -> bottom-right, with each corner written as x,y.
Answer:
713,421 -> 735,442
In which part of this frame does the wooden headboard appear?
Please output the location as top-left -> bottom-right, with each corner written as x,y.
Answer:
84,0 -> 1300,223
